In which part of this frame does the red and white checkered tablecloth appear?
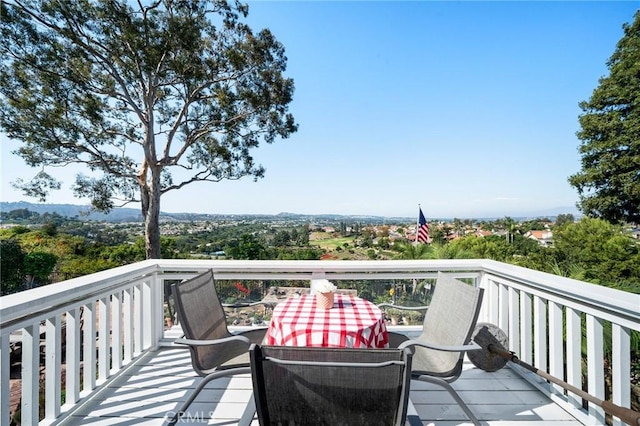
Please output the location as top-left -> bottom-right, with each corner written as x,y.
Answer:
265,294 -> 389,348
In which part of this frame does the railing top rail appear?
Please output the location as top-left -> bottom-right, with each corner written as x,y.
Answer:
0,260 -> 159,328
480,259 -> 640,327
155,258 -> 485,273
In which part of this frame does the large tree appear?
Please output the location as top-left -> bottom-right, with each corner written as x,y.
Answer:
569,11 -> 640,225
0,0 -> 297,258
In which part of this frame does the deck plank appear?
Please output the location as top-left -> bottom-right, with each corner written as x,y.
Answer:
60,347 -> 583,425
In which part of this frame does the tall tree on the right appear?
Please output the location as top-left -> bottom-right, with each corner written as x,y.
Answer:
569,11 -> 640,225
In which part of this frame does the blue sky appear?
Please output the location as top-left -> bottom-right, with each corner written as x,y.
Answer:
1,1 -> 638,219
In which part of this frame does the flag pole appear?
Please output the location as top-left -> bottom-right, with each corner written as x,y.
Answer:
415,204 -> 421,245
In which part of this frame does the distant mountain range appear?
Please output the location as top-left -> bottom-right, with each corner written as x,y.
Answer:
0,201 -> 144,221
0,201 -> 410,223
0,201 -> 581,223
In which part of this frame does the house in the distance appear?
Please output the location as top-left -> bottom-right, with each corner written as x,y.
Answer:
525,229 -> 554,247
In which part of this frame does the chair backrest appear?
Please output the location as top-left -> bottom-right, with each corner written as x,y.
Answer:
250,345 -> 413,426
172,269 -> 234,374
413,272 -> 484,377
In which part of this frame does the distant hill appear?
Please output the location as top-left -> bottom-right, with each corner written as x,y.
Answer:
0,201 -> 581,223
0,201 -> 143,222
0,201 -> 412,223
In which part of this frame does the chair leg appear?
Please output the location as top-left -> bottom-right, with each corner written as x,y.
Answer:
168,367 -> 251,425
414,375 -> 480,426
406,398 -> 423,426
238,392 -> 256,426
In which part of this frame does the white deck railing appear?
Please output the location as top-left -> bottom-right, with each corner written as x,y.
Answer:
1,259 -> 638,425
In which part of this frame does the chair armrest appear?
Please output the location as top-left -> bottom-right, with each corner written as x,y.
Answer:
174,334 -> 252,347
377,303 -> 429,312
398,339 -> 481,353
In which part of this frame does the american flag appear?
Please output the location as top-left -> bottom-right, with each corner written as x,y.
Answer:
417,207 -> 429,243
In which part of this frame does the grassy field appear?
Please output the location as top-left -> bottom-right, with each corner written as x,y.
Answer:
309,232 -> 396,260
309,232 -> 355,250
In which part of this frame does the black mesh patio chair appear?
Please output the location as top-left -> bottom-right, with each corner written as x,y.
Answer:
168,269 -> 269,425
379,272 -> 485,426
249,344 -> 413,426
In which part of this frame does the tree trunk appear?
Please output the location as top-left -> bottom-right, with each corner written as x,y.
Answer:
145,200 -> 161,259
142,168 -> 162,259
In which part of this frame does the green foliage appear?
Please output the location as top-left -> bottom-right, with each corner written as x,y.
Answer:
0,225 -> 30,236
41,223 -> 58,236
226,234 -> 267,260
428,226 -> 448,245
109,236 -> 182,261
552,217 -> 640,288
272,230 -> 291,246
510,235 -> 542,256
1,208 -> 38,221
569,11 -> 640,224
106,242 -> 146,265
0,0 -> 297,259
2,211 -> 639,296
554,214 -> 575,229
377,236 -> 390,249
297,225 -> 310,245
0,239 -> 25,295
392,240 -> 436,259
268,246 -> 323,260
446,235 -> 513,261
23,251 -> 58,288
519,219 -> 547,232
56,256 -> 114,278
12,230 -> 87,258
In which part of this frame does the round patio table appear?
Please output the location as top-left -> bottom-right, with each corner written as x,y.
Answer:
265,293 -> 388,348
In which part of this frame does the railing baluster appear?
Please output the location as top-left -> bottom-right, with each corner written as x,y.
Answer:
45,315 -> 61,420
65,307 -> 81,405
586,315 -> 605,424
21,323 -> 39,425
486,277 -> 500,325
142,280 -> 153,350
509,287 -> 520,353
520,292 -> 533,364
133,284 -> 143,356
83,302 -> 96,394
565,307 -> 582,409
549,301 -> 564,395
98,296 -> 111,383
611,323 -> 631,426
498,283 -> 509,337
151,274 -> 165,348
533,296 -> 547,371
123,285 -> 134,363
112,291 -> 122,371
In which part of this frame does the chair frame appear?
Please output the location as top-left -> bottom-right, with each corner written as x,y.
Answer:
249,344 -> 413,426
168,269 -> 270,425
380,272 -> 484,426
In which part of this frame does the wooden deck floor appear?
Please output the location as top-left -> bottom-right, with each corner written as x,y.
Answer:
58,344 -> 584,425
